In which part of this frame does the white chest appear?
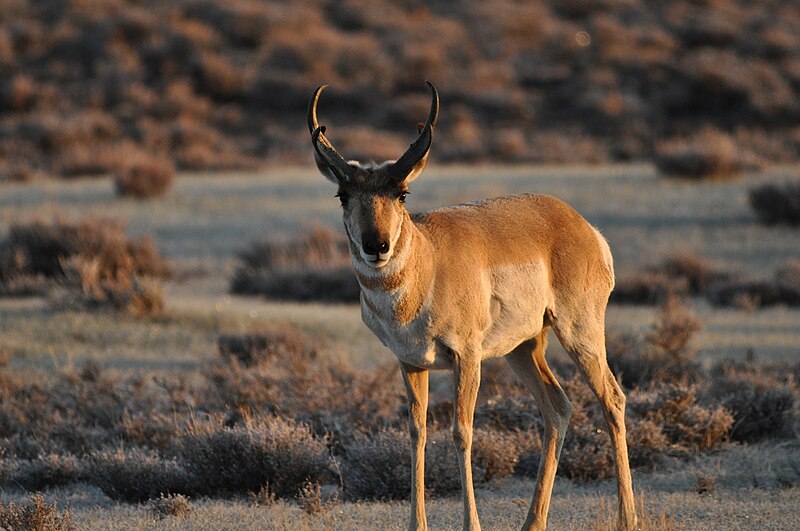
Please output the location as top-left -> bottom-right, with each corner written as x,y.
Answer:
359,290 -> 452,369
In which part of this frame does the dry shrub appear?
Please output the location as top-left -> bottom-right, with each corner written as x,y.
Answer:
559,375 -> 615,482
656,253 -> 734,295
298,481 -> 335,515
87,448 -> 191,502
629,384 -> 732,452
207,332 -> 404,452
655,128 -> 751,180
343,427 -> 520,501
217,326 -> 315,366
3,0 -> 800,172
707,260 -> 800,309
709,279 -> 800,309
54,255 -> 165,316
475,395 -> 542,432
607,297 -> 702,388
9,454 -> 82,491
113,156 -> 175,198
177,418 -> 331,498
0,218 -> 170,315
749,181 -> 800,226
230,225 -> 358,303
611,272 -> 688,305
707,364 -> 796,442
147,493 -> 191,520
696,473 -> 716,495
341,429 -> 409,501
0,494 -> 75,531
612,253 -> 733,305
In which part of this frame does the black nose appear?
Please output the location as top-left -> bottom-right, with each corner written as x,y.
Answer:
362,235 -> 390,256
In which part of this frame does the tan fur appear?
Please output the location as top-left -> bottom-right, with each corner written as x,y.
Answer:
311,92 -> 636,531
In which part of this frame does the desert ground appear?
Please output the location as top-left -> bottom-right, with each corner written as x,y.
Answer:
1,164 -> 798,529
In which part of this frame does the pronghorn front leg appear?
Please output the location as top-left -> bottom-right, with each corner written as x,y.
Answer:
401,362 -> 430,531
452,352 -> 482,531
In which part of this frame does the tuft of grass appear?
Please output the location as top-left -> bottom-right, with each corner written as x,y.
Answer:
0,494 -> 75,531
230,225 -> 359,303
589,491 -> 678,531
749,181 -> 800,226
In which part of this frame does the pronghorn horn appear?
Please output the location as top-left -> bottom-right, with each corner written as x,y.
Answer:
388,81 -> 439,182
308,84 -> 356,183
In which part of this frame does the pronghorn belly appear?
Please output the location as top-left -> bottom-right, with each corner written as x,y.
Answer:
480,263 -> 551,358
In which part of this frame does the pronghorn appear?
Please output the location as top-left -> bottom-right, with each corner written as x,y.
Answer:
308,82 -> 637,531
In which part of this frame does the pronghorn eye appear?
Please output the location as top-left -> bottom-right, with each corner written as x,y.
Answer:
398,192 -> 408,204
335,192 -> 349,206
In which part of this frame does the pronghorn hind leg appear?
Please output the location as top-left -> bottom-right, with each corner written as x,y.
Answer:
400,362 -> 430,531
552,315 -> 637,530
505,330 -> 572,531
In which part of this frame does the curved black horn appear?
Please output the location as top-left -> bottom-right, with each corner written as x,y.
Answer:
307,84 -> 356,182
387,81 -> 439,182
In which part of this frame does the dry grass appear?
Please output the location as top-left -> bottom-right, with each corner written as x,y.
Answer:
0,300 -> 797,523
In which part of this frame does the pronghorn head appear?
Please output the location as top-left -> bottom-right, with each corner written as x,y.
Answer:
308,82 -> 438,269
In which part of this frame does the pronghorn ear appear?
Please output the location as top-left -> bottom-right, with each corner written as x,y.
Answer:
312,144 -> 344,184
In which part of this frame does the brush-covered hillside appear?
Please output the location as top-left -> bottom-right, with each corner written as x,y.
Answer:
1,0 -> 799,180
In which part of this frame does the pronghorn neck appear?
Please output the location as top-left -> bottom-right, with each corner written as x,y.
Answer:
349,212 -> 434,325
